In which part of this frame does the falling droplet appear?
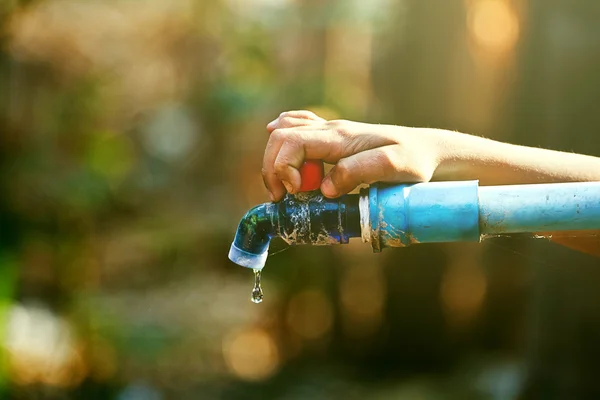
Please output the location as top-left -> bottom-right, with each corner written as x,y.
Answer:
251,269 -> 264,304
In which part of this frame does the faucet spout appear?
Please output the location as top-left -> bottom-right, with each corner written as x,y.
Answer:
228,202 -> 278,270
229,192 -> 362,270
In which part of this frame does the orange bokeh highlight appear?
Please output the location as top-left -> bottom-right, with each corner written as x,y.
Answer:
467,0 -> 520,57
286,290 -> 334,341
339,265 -> 385,338
222,327 -> 279,381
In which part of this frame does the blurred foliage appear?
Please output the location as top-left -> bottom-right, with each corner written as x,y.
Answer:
0,0 -> 599,399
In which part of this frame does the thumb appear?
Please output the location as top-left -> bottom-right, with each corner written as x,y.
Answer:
320,146 -> 428,198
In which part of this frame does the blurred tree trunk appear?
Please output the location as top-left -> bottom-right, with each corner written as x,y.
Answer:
373,0 -> 465,128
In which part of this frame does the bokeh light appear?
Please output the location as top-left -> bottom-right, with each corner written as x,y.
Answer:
440,255 -> 487,328
339,264 -> 385,338
286,289 -> 334,341
466,0 -> 520,57
3,304 -> 86,388
142,102 -> 199,163
222,327 -> 279,382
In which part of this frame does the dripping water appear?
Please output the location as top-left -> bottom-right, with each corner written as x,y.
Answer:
251,269 -> 263,303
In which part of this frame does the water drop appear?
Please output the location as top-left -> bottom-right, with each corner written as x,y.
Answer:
251,269 -> 264,304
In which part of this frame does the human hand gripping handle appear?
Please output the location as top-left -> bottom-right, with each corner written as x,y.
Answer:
264,110 -> 329,199
263,110 -> 441,201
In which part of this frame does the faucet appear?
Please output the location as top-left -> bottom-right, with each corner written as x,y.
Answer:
229,161 -> 600,270
228,190 -> 362,269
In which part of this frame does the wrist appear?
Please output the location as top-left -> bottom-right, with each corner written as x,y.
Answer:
425,128 -> 467,181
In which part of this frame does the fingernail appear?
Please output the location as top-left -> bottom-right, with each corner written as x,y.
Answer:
321,177 -> 336,197
267,120 -> 276,129
282,180 -> 293,193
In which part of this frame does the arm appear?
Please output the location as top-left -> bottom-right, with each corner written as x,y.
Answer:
262,111 -> 600,198
262,111 -> 600,255
421,130 -> 600,256
432,130 -> 600,186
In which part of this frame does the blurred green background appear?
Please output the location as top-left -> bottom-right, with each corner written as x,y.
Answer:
1,0 -> 600,399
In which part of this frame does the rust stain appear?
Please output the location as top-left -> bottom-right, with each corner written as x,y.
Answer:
379,224 -> 408,248
370,228 -> 381,252
407,233 -> 421,244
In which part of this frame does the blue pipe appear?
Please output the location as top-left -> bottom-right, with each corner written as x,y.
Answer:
363,181 -> 480,252
364,180 -> 600,251
229,181 -> 600,269
479,181 -> 600,234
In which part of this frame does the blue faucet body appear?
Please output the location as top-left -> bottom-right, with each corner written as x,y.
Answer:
229,181 -> 600,269
229,191 -> 361,269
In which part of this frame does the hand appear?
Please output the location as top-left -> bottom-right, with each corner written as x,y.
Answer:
262,110 -> 444,201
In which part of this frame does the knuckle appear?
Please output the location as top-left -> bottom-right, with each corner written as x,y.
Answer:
270,128 -> 285,141
327,119 -> 343,128
280,116 -> 293,127
273,160 -> 288,176
272,128 -> 300,143
287,131 -> 302,144
261,167 -> 269,178
281,131 -> 302,149
329,120 -> 350,138
332,119 -> 348,126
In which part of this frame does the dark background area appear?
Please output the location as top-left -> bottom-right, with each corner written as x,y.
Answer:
0,0 -> 599,398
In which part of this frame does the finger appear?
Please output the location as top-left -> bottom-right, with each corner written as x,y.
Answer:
262,132 -> 288,201
272,125 -> 398,163
266,116 -> 317,133
264,127 -> 329,199
261,172 -> 279,202
277,110 -> 324,121
265,128 -> 339,197
320,146 -> 426,198
273,140 -> 303,194
264,128 -> 332,199
267,110 -> 324,132
264,129 -> 315,199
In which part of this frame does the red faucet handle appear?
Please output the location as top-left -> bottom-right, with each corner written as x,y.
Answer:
299,159 -> 324,192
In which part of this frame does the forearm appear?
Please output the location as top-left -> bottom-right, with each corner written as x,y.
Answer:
431,130 -> 600,186
428,130 -> 600,253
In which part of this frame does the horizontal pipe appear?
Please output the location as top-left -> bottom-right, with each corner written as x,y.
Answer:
364,181 -> 480,251
479,181 -> 600,234
364,180 -> 600,251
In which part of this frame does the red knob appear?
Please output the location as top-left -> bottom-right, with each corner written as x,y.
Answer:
299,160 -> 324,192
